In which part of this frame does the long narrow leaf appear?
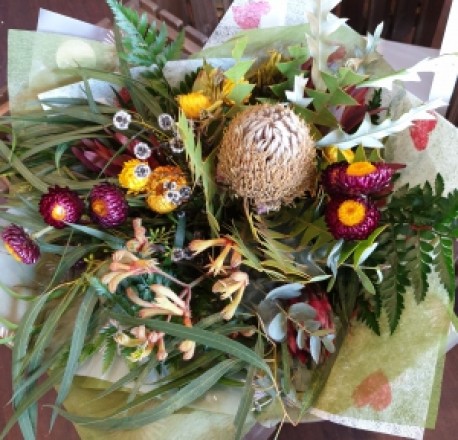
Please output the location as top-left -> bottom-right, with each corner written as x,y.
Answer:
111,312 -> 271,375
10,293 -> 52,439
234,335 -> 263,440
0,368 -> 64,440
0,139 -> 48,192
51,288 -> 99,426
55,359 -> 241,430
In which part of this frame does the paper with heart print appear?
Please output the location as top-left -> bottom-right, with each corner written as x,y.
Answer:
309,272 -> 450,439
205,0 -> 290,48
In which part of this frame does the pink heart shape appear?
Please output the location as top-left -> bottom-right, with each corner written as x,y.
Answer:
352,370 -> 392,411
409,112 -> 438,151
232,1 -> 271,29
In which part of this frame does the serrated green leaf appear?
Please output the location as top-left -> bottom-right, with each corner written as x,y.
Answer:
227,83 -> 255,105
224,60 -> 255,82
232,37 -> 248,59
317,101 -> 443,149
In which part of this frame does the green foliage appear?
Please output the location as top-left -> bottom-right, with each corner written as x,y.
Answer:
357,295 -> 381,336
100,326 -> 118,373
106,0 -> 184,68
368,88 -> 382,124
177,114 -> 220,235
370,175 -> 458,332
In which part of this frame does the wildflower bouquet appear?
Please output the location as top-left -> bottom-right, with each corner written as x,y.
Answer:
1,0 -> 457,439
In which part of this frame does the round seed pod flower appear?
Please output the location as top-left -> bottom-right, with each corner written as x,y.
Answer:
146,165 -> 189,214
176,91 -> 212,119
118,159 -> 151,192
113,110 -> 131,130
322,161 -> 394,196
325,196 -> 380,240
216,104 -> 316,213
39,186 -> 84,229
1,224 -> 40,264
89,183 -> 129,228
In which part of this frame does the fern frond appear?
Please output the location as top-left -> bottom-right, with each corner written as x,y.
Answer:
358,297 -> 381,336
106,0 -> 184,68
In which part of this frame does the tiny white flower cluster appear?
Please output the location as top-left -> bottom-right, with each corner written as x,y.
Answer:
113,110 -> 131,130
133,142 -> 152,160
134,163 -> 151,179
163,181 -> 191,206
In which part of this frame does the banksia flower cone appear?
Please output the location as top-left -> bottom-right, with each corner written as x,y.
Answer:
216,104 -> 316,213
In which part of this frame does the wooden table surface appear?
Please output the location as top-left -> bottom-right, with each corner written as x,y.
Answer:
0,1 -> 457,439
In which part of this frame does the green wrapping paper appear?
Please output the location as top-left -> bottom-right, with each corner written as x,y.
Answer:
8,30 -> 116,114
64,379 -> 255,440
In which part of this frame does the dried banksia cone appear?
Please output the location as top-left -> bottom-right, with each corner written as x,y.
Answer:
216,104 -> 316,213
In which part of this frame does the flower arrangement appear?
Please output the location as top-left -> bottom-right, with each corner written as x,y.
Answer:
0,0 -> 457,439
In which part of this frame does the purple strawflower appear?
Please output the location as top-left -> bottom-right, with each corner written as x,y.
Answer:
39,186 -> 84,229
322,161 -> 394,196
89,183 -> 128,228
1,224 -> 40,264
325,196 -> 380,240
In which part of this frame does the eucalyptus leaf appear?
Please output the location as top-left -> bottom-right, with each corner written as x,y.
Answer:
289,303 -> 317,321
322,334 -> 336,353
265,283 -> 304,300
355,267 -> 376,294
234,335 -> 263,440
310,335 -> 321,364
326,239 -> 343,276
267,313 -> 286,342
55,359 -> 242,430
296,329 -> 306,350
52,288 -> 99,426
66,223 -> 124,249
111,313 -> 271,375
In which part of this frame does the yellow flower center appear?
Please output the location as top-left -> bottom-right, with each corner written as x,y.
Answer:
4,243 -> 22,262
346,161 -> 376,176
177,92 -> 212,119
337,200 -> 366,227
51,204 -> 67,221
92,199 -> 108,217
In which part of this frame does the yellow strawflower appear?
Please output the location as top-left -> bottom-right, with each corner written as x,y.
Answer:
118,159 -> 151,192
176,91 -> 212,119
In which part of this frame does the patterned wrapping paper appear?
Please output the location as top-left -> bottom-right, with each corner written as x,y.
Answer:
1,1 -> 457,439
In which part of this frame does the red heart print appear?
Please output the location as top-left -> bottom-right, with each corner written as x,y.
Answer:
352,370 -> 392,411
409,112 -> 438,151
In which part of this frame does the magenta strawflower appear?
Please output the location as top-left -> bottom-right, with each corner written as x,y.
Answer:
39,186 -> 84,229
321,162 -> 347,195
89,183 -> 129,228
322,161 -> 394,195
325,196 -> 380,240
1,224 -> 40,264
